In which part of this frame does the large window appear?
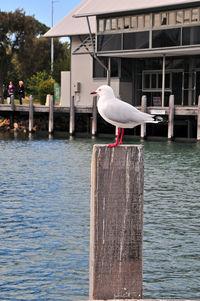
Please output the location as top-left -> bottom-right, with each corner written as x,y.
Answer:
124,32 -> 149,49
97,34 -> 121,51
152,28 -> 181,48
93,58 -> 120,78
182,26 -> 200,45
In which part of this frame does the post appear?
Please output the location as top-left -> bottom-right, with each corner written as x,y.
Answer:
161,54 -> 166,107
29,95 -> 34,132
49,95 -> 54,133
140,95 -> 147,139
91,96 -> 97,136
69,96 -> 75,135
168,95 -> 174,140
107,57 -> 111,86
90,145 -> 144,300
197,95 -> 200,140
10,94 -> 15,128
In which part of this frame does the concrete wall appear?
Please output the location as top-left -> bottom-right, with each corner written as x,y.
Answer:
60,71 -> 71,106
70,36 -> 120,107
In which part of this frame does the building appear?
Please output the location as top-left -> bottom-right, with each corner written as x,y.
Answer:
44,0 -> 200,140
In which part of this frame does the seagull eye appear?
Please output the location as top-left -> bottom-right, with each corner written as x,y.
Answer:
98,89 -> 101,91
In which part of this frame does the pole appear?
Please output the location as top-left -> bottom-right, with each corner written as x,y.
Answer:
162,54 -> 166,107
29,95 -> 34,132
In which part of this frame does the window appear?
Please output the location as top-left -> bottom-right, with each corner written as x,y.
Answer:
124,16 -> 130,29
176,10 -> 183,24
145,15 -> 151,28
182,26 -> 200,45
131,16 -> 137,28
111,18 -> 117,30
154,13 -> 160,27
98,19 -> 104,32
97,34 -> 121,51
152,28 -> 181,48
169,11 -> 175,25
105,19 -> 111,31
93,58 -> 119,78
143,71 -> 171,90
191,8 -> 199,22
138,15 -> 144,28
184,10 -> 190,23
118,18 -> 123,29
161,13 -> 168,25
123,32 -> 149,49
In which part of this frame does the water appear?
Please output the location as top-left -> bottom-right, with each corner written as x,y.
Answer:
0,134 -> 199,300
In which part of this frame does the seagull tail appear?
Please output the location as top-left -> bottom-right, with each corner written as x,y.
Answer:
153,115 -> 164,123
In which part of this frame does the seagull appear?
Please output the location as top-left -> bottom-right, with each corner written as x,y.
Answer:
91,85 -> 162,147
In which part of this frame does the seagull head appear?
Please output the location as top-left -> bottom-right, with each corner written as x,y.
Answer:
91,85 -> 115,98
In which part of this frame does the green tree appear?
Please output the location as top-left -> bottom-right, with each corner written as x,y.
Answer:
27,71 -> 50,98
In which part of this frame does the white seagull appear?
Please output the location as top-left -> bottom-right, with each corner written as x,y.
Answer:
91,85 -> 162,147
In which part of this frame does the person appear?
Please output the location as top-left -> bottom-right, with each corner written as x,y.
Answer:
18,81 -> 25,105
8,81 -> 15,101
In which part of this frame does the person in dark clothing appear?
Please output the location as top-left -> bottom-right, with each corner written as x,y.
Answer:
18,81 -> 25,105
8,81 -> 15,97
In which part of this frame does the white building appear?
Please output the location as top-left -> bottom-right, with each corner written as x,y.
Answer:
45,0 -> 200,139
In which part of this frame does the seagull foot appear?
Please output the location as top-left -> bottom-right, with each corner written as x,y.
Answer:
108,142 -> 119,147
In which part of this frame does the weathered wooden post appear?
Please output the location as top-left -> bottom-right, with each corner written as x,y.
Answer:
91,96 -> 97,136
168,95 -> 174,140
140,95 -> 147,139
197,95 -> 200,141
90,145 -> 144,300
10,94 -> 15,128
69,96 -> 75,135
49,95 -> 54,134
29,95 -> 34,132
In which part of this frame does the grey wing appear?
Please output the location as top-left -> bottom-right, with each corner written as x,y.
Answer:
104,98 -> 154,124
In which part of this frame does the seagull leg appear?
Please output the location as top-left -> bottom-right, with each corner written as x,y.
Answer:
119,128 -> 124,145
108,128 -> 120,147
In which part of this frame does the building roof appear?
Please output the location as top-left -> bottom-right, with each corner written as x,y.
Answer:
44,0 -> 95,38
74,0 -> 200,17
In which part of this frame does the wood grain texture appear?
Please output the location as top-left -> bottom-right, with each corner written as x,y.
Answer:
90,145 -> 144,300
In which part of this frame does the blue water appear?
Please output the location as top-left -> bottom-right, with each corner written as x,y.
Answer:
0,134 -> 199,300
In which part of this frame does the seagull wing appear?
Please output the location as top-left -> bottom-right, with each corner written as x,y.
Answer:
102,97 -> 154,124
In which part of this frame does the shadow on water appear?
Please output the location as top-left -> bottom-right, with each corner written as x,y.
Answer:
0,132 -> 199,299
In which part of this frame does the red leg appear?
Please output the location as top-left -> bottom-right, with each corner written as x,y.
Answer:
108,128 -> 120,147
119,128 -> 124,145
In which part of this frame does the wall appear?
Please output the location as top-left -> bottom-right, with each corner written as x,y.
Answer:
60,71 -> 71,106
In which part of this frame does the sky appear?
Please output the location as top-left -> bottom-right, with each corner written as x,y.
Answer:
0,0 -> 82,28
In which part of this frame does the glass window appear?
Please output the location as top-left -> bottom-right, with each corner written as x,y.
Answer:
118,18 -> 123,29
176,10 -> 183,24
144,74 -> 150,88
154,13 -> 160,27
131,16 -> 137,28
98,19 -> 104,32
123,32 -> 149,49
184,9 -> 190,23
111,18 -> 117,30
161,13 -> 168,25
169,11 -> 175,25
151,74 -> 157,88
144,15 -> 151,28
105,19 -> 111,31
138,15 -> 144,28
165,73 -> 170,88
93,57 -> 107,78
182,26 -> 200,45
191,8 -> 199,22
97,34 -> 121,51
152,28 -> 181,48
124,16 -> 130,29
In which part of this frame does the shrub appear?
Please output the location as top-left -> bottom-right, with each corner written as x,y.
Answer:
27,71 -> 50,98
38,78 -> 55,105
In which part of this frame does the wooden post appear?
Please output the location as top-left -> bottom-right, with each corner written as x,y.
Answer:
90,145 -> 144,300
91,96 -> 97,136
197,95 -> 200,141
10,94 -> 15,128
69,96 -> 75,135
140,95 -> 147,139
29,95 -> 34,132
168,95 -> 174,140
49,95 -> 54,133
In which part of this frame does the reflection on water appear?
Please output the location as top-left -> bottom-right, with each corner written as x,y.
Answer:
0,133 -> 199,300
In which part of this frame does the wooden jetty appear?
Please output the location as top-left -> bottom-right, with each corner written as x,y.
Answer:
0,94 -> 200,139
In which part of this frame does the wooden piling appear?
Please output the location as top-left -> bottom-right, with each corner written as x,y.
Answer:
168,95 -> 174,140
140,95 -> 147,138
29,95 -> 34,132
90,145 -> 144,300
49,95 -> 54,133
92,96 -> 97,136
69,96 -> 75,135
197,95 -> 200,141
10,95 -> 15,128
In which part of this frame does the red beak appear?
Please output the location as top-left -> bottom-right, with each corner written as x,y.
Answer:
90,91 -> 97,95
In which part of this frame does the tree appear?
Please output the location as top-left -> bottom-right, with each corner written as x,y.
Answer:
0,9 -> 49,102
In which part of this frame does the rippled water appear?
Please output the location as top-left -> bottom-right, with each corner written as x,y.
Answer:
0,134 -> 199,300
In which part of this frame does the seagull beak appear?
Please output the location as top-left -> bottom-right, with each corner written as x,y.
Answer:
90,91 -> 97,95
